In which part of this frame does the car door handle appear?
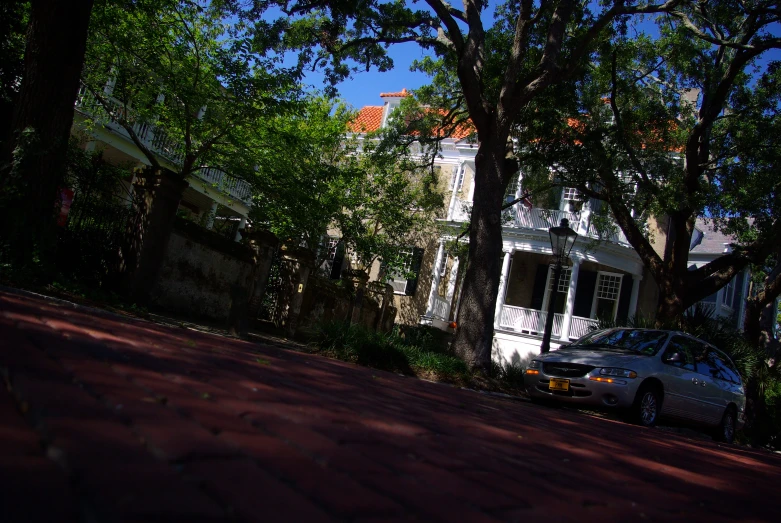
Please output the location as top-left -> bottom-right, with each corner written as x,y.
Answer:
691,377 -> 705,386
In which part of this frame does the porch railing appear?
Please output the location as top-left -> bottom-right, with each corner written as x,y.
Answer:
431,296 -> 451,321
498,305 -> 563,337
568,315 -> 600,339
75,86 -> 253,205
498,306 -> 600,341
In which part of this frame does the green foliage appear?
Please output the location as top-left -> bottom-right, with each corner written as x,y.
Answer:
313,321 -> 467,380
311,321 -> 529,390
82,0 -> 301,178
247,96 -> 443,274
519,5 -> 781,314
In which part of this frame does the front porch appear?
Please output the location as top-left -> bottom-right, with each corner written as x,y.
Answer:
421,241 -> 644,364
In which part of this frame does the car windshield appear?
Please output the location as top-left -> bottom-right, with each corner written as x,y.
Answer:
572,329 -> 669,355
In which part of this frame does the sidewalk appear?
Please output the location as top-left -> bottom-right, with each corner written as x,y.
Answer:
1,288 -> 780,522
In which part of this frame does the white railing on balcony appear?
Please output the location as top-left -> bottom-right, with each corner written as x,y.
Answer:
432,296 -> 451,321
75,86 -> 253,205
568,315 -> 600,339
516,207 -> 580,231
587,223 -> 630,246
498,305 -> 563,337
514,205 -> 630,246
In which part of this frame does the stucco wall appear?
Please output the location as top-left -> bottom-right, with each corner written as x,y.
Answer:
151,226 -> 254,321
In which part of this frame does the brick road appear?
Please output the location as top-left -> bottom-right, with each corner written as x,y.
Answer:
1,288 -> 780,522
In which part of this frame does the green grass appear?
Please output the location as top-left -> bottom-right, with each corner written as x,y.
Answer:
310,321 -> 525,392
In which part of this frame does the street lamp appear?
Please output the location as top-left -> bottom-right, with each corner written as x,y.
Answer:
540,218 -> 578,353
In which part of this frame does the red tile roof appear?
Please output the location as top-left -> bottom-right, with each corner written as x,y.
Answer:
349,106 -> 384,133
350,89 -> 475,140
380,88 -> 411,98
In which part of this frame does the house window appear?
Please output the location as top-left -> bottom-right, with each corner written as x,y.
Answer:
451,164 -> 466,192
389,248 -> 424,296
542,267 -> 571,314
320,236 -> 344,279
592,272 -> 623,320
721,278 -> 735,308
561,187 -> 582,212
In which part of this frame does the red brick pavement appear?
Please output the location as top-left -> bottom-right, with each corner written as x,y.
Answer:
1,288 -> 781,522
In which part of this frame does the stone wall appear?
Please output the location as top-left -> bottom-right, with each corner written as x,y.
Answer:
150,218 -> 260,321
293,276 -> 396,337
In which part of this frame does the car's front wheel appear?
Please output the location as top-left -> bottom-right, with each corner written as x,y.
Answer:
632,385 -> 662,427
714,407 -> 737,444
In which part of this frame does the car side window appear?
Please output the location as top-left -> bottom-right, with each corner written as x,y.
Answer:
662,337 -> 695,371
710,349 -> 741,384
689,342 -> 724,380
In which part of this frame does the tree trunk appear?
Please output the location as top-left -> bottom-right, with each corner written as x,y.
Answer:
452,139 -> 506,372
654,270 -> 689,326
0,0 -> 95,270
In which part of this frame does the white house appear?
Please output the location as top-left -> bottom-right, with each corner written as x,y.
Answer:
350,89 -> 754,367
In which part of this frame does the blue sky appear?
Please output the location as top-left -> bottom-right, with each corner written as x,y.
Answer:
297,3 -> 780,110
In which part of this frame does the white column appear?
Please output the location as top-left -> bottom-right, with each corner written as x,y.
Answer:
205,201 -> 218,230
447,162 -> 464,220
559,258 -> 581,341
494,249 -> 514,328
627,274 -> 642,322
234,216 -> 247,242
425,241 -> 446,317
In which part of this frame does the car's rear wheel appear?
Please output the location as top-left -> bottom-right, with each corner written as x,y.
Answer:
632,384 -> 661,427
714,407 -> 737,444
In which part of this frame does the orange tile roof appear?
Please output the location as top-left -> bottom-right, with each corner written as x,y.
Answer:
349,106 -> 384,133
380,88 -> 411,98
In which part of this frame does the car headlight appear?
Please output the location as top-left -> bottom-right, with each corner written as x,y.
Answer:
599,368 -> 637,378
528,360 -> 541,369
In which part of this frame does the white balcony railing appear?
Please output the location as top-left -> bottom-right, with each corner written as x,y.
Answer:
431,296 -> 451,321
498,305 -> 564,337
515,207 -> 581,231
75,86 -> 253,205
514,206 -> 630,246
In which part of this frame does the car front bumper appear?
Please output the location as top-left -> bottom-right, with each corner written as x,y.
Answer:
525,369 -> 642,409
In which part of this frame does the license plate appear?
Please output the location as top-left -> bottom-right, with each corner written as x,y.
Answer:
549,378 -> 570,392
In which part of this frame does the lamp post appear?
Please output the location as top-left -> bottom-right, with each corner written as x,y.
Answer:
540,218 -> 578,353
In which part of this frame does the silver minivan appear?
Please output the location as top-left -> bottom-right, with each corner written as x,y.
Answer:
525,328 -> 746,443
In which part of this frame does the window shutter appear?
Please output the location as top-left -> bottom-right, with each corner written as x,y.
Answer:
573,270 -> 598,318
404,247 -> 425,296
530,264 -> 549,310
616,274 -> 634,323
329,242 -> 345,280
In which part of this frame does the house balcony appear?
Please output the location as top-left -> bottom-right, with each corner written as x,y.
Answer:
512,206 -> 630,247
74,86 -> 253,205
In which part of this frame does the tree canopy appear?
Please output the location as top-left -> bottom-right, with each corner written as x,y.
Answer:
518,2 -> 781,323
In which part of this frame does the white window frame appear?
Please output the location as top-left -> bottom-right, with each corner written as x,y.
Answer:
721,277 -> 735,309
451,163 -> 466,192
541,266 -> 572,313
390,249 -> 415,295
560,187 -> 582,213
590,271 -> 624,320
